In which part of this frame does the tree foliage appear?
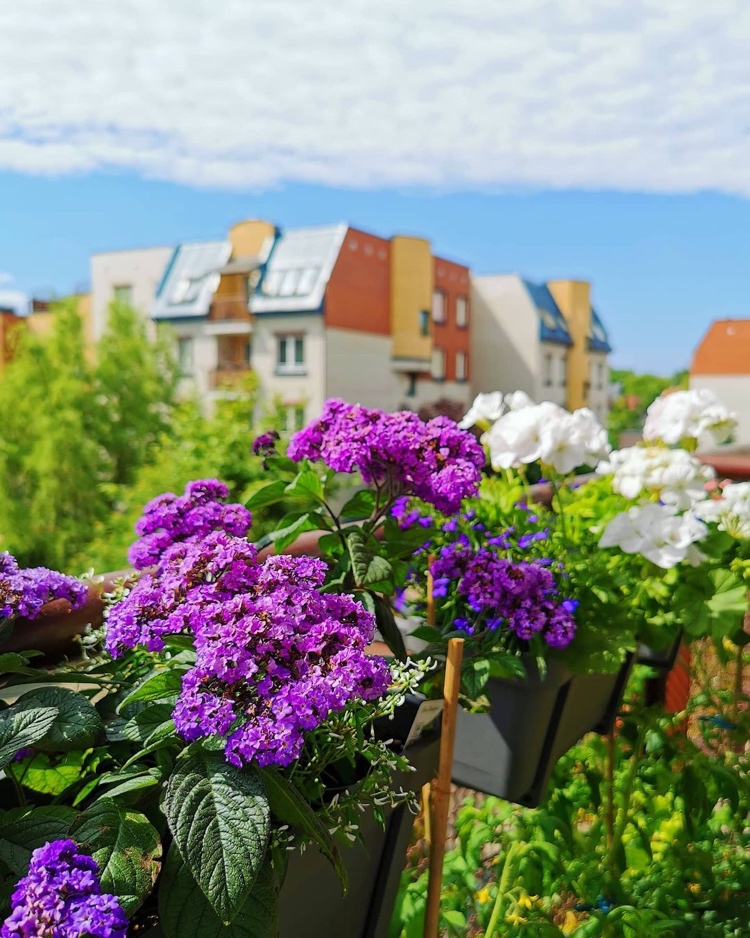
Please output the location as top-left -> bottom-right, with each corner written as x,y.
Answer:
608,368 -> 689,446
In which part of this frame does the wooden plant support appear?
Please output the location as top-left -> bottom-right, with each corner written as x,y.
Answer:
423,636 -> 464,938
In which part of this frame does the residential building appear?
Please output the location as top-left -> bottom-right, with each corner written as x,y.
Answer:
90,220 -> 472,423
548,279 -> 612,422
690,319 -> 750,448
470,275 -> 573,407
0,307 -> 24,369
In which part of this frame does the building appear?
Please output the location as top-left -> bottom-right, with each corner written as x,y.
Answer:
470,274 -> 612,420
90,220 -> 472,424
691,319 -> 750,448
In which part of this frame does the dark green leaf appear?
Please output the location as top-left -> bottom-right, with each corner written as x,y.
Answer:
12,687 -> 103,752
244,480 -> 288,512
347,530 -> 393,588
462,659 -> 490,700
123,703 -> 176,745
339,489 -> 377,520
96,768 -> 163,801
261,454 -> 297,476
164,747 -> 271,923
0,653 -> 30,675
73,799 -> 161,915
119,668 -> 185,709
261,768 -> 347,893
158,844 -> 278,938
0,705 -> 59,767
371,594 -> 406,661
0,806 -> 77,874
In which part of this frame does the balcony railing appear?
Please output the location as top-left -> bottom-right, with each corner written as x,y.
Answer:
209,363 -> 252,390
209,295 -> 251,322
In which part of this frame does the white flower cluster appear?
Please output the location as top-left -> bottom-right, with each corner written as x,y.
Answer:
461,393 -> 610,475
643,389 -> 736,449
597,446 -> 715,511
598,502 -> 708,569
693,482 -> 750,540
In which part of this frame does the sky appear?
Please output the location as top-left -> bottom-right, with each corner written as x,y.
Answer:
2,0 -> 750,374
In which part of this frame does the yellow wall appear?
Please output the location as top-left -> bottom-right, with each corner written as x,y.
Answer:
229,220 -> 276,259
548,279 -> 591,410
390,236 -> 433,363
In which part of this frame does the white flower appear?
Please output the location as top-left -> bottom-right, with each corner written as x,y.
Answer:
504,390 -> 534,412
643,389 -> 736,449
486,403 -> 558,469
458,392 -> 506,430
599,502 -> 708,568
693,481 -> 750,539
597,446 -> 714,509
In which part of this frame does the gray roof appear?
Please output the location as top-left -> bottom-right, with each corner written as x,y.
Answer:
250,224 -> 347,314
153,240 -> 232,320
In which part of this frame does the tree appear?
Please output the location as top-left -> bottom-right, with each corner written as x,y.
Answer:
607,368 -> 689,446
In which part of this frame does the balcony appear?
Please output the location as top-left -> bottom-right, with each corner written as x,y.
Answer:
209,362 -> 252,390
208,294 -> 252,325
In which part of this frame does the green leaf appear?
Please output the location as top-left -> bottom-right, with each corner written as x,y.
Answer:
261,454 -> 297,476
158,844 -> 278,938
347,530 -> 393,588
0,705 -> 59,767
12,687 -> 103,752
123,703 -> 176,745
285,470 -> 324,501
244,480 -> 288,512
462,659 -> 490,700
119,668 -> 185,709
13,750 -> 86,795
443,909 -> 467,931
95,768 -> 163,802
269,512 -> 319,553
0,806 -> 77,874
339,489 -> 377,520
0,653 -> 30,675
260,768 -> 347,893
361,592 -> 406,660
164,747 -> 271,923
73,799 -> 161,915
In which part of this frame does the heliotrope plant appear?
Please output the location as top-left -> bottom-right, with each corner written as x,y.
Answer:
0,475 -> 435,937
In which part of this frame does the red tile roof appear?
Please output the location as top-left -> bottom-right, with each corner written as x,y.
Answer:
691,319 -> 750,375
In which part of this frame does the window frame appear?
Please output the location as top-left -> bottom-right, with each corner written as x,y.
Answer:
431,347 -> 446,381
455,350 -> 467,382
456,295 -> 469,329
432,289 -> 447,324
113,284 -> 133,306
176,336 -> 194,376
275,333 -> 306,375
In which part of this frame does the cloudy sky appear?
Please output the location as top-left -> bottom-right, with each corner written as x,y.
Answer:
2,0 -> 750,371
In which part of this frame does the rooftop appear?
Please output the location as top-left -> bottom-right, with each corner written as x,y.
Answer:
692,319 -> 750,375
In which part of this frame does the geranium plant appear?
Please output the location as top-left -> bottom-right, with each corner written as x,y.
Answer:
0,477 -> 436,937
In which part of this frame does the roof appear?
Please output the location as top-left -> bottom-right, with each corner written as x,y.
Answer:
589,308 -> 612,353
152,240 -> 232,320
522,280 -> 573,346
692,319 -> 750,375
250,224 -> 348,315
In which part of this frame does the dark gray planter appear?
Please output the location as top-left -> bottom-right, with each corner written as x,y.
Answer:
636,633 -> 682,671
452,655 -> 633,808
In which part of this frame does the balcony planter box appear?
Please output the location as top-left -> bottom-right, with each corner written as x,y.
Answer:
636,633 -> 683,671
452,655 -> 633,807
137,702 -> 441,938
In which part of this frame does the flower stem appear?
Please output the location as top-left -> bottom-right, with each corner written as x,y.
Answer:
483,842 -> 521,938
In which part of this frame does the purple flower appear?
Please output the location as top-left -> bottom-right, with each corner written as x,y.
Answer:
128,479 -> 252,570
287,399 -> 485,515
252,431 -> 279,458
107,533 -> 391,769
1,839 -> 128,938
0,555 -> 87,622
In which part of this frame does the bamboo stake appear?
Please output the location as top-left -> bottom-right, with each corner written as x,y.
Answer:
426,554 -> 436,628
423,637 -> 464,938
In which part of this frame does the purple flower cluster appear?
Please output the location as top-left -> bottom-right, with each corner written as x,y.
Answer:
430,541 -> 577,649
287,399 -> 485,514
0,553 -> 87,622
107,531 -> 391,768
128,479 -> 252,570
1,839 -> 127,938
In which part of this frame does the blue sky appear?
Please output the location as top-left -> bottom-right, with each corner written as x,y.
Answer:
2,1 -> 750,375
1,170 -> 746,374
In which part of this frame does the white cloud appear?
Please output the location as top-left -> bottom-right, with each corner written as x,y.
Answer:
0,290 -> 28,313
1,0 -> 750,193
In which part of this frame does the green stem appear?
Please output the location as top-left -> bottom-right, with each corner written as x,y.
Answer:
604,729 -> 616,884
610,725 -> 646,864
483,842 -> 522,938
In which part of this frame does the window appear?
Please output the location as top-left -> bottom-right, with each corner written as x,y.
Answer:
406,373 -> 417,397
177,337 -> 194,375
431,348 -> 445,381
432,290 -> 446,324
559,354 -> 567,387
419,309 -> 430,337
113,284 -> 133,306
278,269 -> 300,297
171,276 -> 205,305
597,361 -> 605,389
281,404 -> 306,432
456,296 -> 469,328
262,269 -> 284,296
276,334 -> 305,374
543,352 -> 553,387
455,350 -> 467,382
296,267 -> 319,296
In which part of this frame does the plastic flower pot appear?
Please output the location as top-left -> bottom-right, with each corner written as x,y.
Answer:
452,655 -> 634,807
636,633 -> 683,671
